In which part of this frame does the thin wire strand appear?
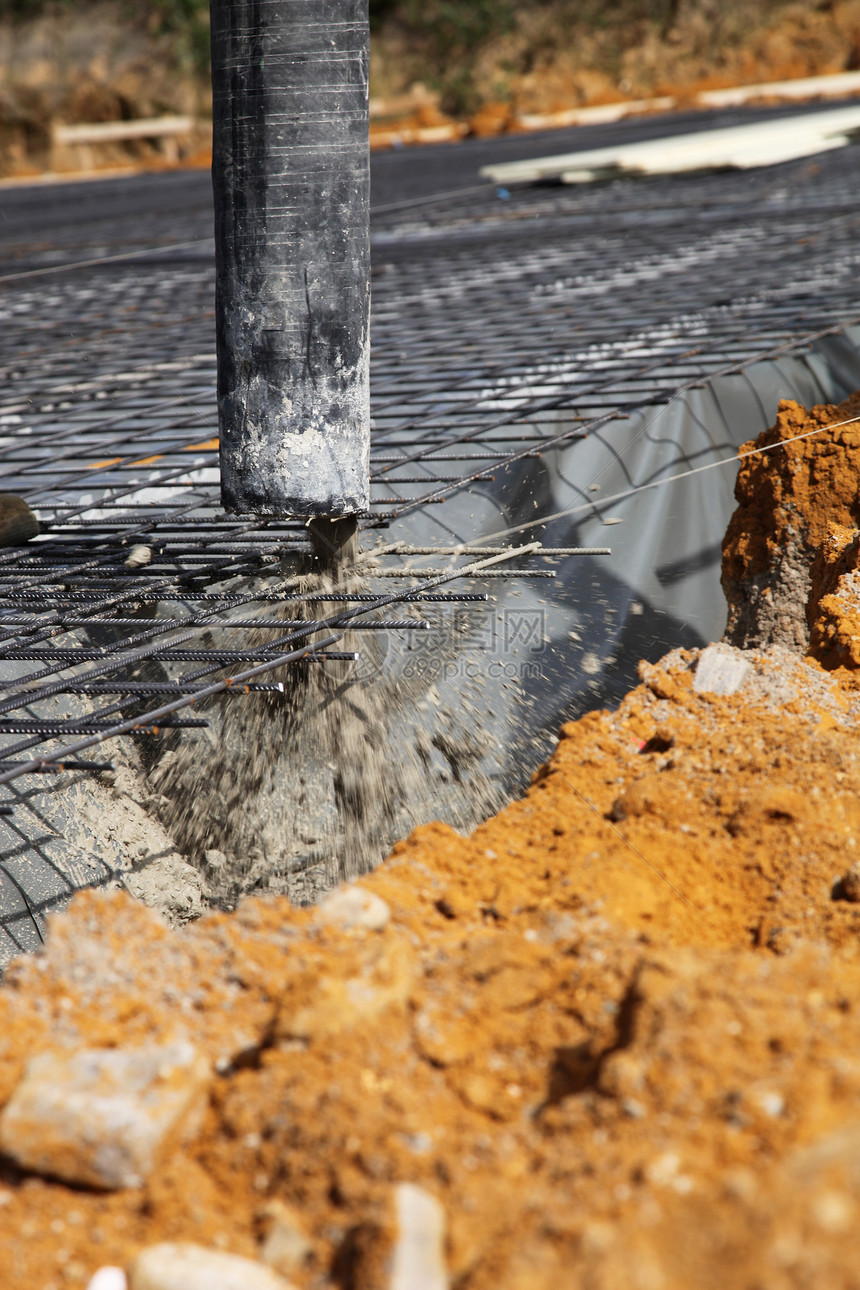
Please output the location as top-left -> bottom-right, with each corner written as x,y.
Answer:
0,239 -> 211,284
476,412 -> 860,549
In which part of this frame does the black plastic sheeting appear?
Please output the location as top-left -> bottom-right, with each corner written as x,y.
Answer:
2,106 -> 860,960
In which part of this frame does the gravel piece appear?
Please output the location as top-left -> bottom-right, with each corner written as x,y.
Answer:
0,1042 -> 210,1189
693,643 -> 752,697
129,1243 -> 295,1290
259,1201 -> 312,1275
390,1183 -> 448,1290
124,545 -> 152,569
204,848 -> 228,873
86,1270 -> 128,1290
316,885 -> 391,931
841,866 -> 860,902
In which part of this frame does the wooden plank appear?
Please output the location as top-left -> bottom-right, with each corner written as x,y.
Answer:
53,116 -> 195,145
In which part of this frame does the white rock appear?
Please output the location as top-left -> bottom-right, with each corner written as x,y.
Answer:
129,1243 -> 294,1290
0,1042 -> 210,1189
259,1201 -> 312,1274
316,884 -> 390,931
390,1183 -> 448,1290
86,1270 -> 128,1290
693,643 -> 751,697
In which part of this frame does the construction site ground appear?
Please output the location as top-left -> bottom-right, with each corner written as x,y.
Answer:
6,73 -> 860,1287
3,387 -> 860,1287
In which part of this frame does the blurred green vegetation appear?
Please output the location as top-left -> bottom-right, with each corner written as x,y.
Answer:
6,0 -> 207,20
7,0 -> 211,74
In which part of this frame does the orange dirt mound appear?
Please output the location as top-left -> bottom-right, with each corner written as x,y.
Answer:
7,398 -> 860,1287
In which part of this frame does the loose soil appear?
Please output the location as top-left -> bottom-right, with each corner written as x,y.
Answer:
3,396 -> 860,1286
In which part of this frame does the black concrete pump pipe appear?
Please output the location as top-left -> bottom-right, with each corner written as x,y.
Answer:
210,0 -> 371,518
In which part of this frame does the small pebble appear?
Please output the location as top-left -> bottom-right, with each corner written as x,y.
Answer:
841,866 -> 860,902
757,1090 -> 785,1118
316,884 -> 390,931
86,1270 -> 128,1290
129,1242 -> 294,1290
259,1200 -> 312,1274
390,1183 -> 449,1290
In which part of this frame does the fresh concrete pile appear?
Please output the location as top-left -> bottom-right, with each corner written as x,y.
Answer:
0,683 -> 204,967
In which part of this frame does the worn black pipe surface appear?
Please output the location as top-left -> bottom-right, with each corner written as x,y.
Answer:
210,0 -> 370,518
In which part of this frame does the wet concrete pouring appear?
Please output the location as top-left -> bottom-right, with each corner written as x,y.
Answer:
147,517 -> 505,909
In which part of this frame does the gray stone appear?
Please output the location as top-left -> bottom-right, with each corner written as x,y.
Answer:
0,1041 -> 210,1189
693,643 -> 752,697
129,1243 -> 295,1290
203,848 -> 228,872
316,885 -> 391,932
390,1183 -> 448,1290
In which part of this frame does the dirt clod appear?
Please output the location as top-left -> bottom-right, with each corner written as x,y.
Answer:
722,392 -> 860,650
838,865 -> 860,903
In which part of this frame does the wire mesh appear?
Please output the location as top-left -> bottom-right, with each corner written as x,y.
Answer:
0,115 -> 859,819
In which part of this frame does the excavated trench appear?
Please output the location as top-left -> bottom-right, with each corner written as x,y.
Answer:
1,320 -> 860,966
9,133 -> 860,956
128,330 -> 860,914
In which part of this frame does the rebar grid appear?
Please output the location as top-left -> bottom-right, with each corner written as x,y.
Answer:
0,117 -> 859,808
